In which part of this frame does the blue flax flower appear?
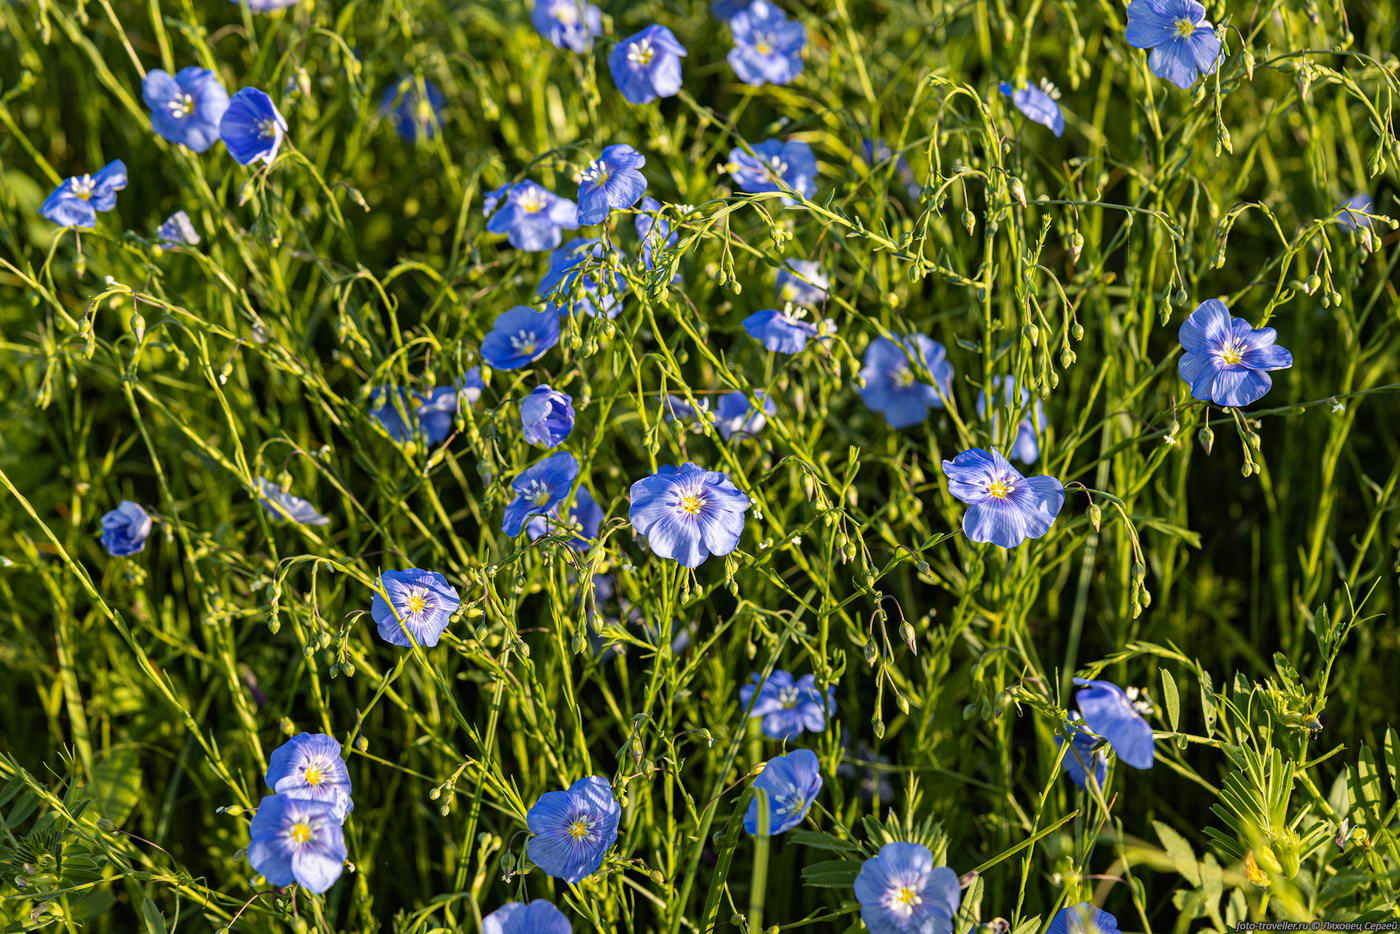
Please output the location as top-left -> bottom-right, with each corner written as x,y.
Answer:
1073,678 -> 1154,769
265,733 -> 353,822
378,77 -> 444,143
485,181 -> 579,252
526,776 -> 621,883
1056,713 -> 1107,790
728,138 -> 816,204
712,0 -> 752,17
247,794 -> 346,893
728,1 -> 806,86
1125,0 -> 1222,89
234,0 -> 301,10
976,377 -> 1044,464
577,144 -> 648,226
417,373 -> 483,444
257,478 -> 329,525
533,0 -> 602,53
714,391 -> 775,441
999,79 -> 1064,136
743,307 -> 827,353
220,88 -> 286,165
521,385 -> 575,447
776,259 -> 828,306
860,140 -> 920,198
858,334 -> 953,428
628,464 -> 750,567
527,484 -> 604,550
942,448 -> 1064,548
663,394 -> 712,429
156,210 -> 200,246
1336,194 -> 1374,231
481,306 -> 561,370
635,196 -> 679,274
609,25 -> 687,104
740,670 -> 834,739
40,161 -> 127,229
504,452 -> 580,537
744,748 -> 821,836
142,68 -> 229,152
1177,299 -> 1292,407
371,568 -> 461,648
854,842 -> 961,934
100,501 -> 151,556
539,239 -> 624,319
1047,903 -> 1120,934
484,900 -> 572,934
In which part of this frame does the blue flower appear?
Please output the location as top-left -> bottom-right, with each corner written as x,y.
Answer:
577,144 -> 648,226
481,306 -> 562,370
141,68 -> 229,152
858,334 -> 953,428
526,775 -> 621,883
860,139 -> 920,198
1125,0 -> 1222,89
378,77 -> 444,143
728,1 -> 806,86
743,748 -> 821,836
233,0 -> 301,10
1047,903 -> 1120,934
1073,678 -> 1154,769
635,196 -> 680,274
999,79 -> 1064,136
1336,194 -> 1374,231
483,900 -> 572,934
417,376 -> 482,445
220,88 -> 286,165
714,391 -> 775,441
532,0 -> 603,53
521,384 -> 575,447
1056,714 -> 1107,790
853,842 -> 960,934
942,448 -> 1064,548
1177,299 -> 1292,407
265,733 -> 353,822
609,25 -> 687,105
776,259 -> 828,306
485,181 -> 579,252
629,464 -> 750,567
246,794 -> 346,893
538,238 -> 624,319
976,377 -> 1044,464
663,394 -> 712,428
40,161 -> 127,229
371,568 -> 461,648
712,0 -> 752,17
504,452 -> 580,537
728,138 -> 817,204
100,500 -> 152,556
156,210 -> 200,246
740,670 -> 834,739
743,308 -> 823,354
257,478 -> 329,526
526,484 -> 604,550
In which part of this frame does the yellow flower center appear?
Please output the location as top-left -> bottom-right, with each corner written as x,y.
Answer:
1175,18 -> 1195,37
1220,342 -> 1244,366
304,766 -> 324,786
567,819 -> 590,839
893,367 -> 916,388
518,189 -> 548,213
290,822 -> 313,844
756,40 -> 773,56
679,493 -> 705,515
405,593 -> 427,615
988,480 -> 1011,499
894,885 -> 921,907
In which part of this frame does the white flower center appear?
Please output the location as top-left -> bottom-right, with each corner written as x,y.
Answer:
628,38 -> 656,67
581,160 -> 610,187
517,187 -> 548,213
403,588 -> 429,616
72,176 -> 94,200
1219,339 -> 1245,366
767,156 -> 790,180
893,366 -> 916,388
886,884 -> 922,916
986,474 -> 1016,499
509,330 -> 538,356
167,93 -> 196,119
289,821 -> 313,844
678,491 -> 706,516
778,686 -> 800,708
551,0 -> 579,24
523,479 -> 553,507
754,33 -> 775,55
257,118 -> 278,139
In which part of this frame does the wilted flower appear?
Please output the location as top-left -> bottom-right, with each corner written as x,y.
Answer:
526,776 -> 621,883
854,842 -> 960,934
976,376 -> 1045,464
142,68 -> 229,152
858,334 -> 953,428
483,900 -> 572,934
484,181 -> 579,252
577,144 -> 648,226
526,484 -> 604,550
999,79 -> 1064,137
40,161 -> 128,229
100,501 -> 152,556
740,671 -> 834,739
776,258 -> 828,306
1073,677 -> 1154,769
521,384 -> 576,447
1056,713 -> 1107,790
727,0 -> 806,86
378,77 -> 444,143
727,138 -> 817,204
609,25 -> 687,105
538,238 -> 624,319
265,733 -> 353,821
1047,903 -> 1120,934
629,464 -> 750,567
246,794 -> 346,893
370,568 -> 461,648
1125,0 -> 1222,89
1177,299 -> 1293,407
156,210 -> 200,246
220,88 -> 286,165
257,478 -> 329,526
481,306 -> 562,370
714,391 -> 775,440
532,0 -> 603,53
941,448 -> 1065,548
744,748 -> 822,836
503,451 -> 580,537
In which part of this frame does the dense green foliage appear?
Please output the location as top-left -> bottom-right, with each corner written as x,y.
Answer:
2,0 -> 1399,930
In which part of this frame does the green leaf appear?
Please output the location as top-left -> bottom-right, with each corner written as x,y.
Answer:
1351,746 -> 1383,821
1198,669 -> 1217,737
90,743 -> 143,826
1159,669 -> 1181,733
1384,726 -> 1399,797
1153,819 -> 1201,886
800,858 -> 862,888
141,897 -> 167,934
789,830 -> 860,853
